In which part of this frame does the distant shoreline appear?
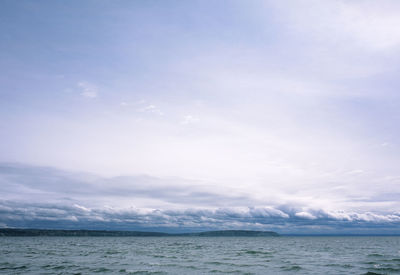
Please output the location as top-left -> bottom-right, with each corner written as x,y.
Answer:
0,229 -> 279,237
282,234 -> 400,237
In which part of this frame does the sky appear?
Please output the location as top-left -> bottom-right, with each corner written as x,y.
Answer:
1,0 -> 400,234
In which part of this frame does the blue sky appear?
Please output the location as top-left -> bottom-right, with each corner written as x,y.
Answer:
1,0 -> 400,234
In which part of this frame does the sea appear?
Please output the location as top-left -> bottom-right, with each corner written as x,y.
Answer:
1,236 -> 399,274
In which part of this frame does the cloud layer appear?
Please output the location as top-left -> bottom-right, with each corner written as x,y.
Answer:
1,200 -> 400,235
1,163 -> 399,234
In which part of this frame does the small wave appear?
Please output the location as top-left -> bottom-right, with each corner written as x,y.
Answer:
231,263 -> 253,267
125,271 -> 167,275
242,250 -> 273,256
92,267 -> 112,273
371,267 -> 400,272
152,254 -> 166,258
389,258 -> 400,262
157,263 -> 180,268
280,265 -> 302,271
106,250 -> 121,255
52,265 -> 66,270
209,269 -> 243,274
0,265 -> 27,270
206,261 -> 255,268
167,242 -> 193,247
368,253 -> 384,257
205,261 -> 225,265
181,265 -> 201,270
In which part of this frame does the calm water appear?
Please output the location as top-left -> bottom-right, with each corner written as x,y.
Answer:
1,236 -> 400,274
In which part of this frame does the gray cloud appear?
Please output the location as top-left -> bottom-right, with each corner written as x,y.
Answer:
1,163 -> 400,234
0,200 -> 399,234
0,163 -> 251,207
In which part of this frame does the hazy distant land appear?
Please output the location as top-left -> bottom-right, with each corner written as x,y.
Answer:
0,228 -> 279,237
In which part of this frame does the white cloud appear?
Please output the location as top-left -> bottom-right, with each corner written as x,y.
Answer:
180,115 -> 199,125
137,104 -> 164,116
274,0 -> 400,51
295,212 -> 316,220
73,204 -> 91,212
78,81 -> 98,98
248,0 -> 400,81
346,169 -> 364,175
1,199 -> 400,233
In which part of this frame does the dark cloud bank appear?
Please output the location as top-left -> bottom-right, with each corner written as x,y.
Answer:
0,163 -> 399,234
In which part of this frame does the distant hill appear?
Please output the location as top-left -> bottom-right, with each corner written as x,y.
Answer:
179,230 -> 279,237
0,228 -> 279,237
0,228 -> 169,237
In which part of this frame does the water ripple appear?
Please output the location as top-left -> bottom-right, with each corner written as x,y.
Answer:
0,236 -> 399,274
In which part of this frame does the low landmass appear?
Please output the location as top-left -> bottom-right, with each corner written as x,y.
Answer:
0,228 -> 279,237
182,230 -> 279,237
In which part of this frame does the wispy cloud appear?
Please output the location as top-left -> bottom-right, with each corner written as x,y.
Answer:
180,115 -> 199,125
274,0 -> 400,51
78,81 -> 98,98
138,104 -> 164,115
130,100 -> 164,116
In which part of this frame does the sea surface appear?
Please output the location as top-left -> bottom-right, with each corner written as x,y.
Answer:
1,236 -> 400,274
